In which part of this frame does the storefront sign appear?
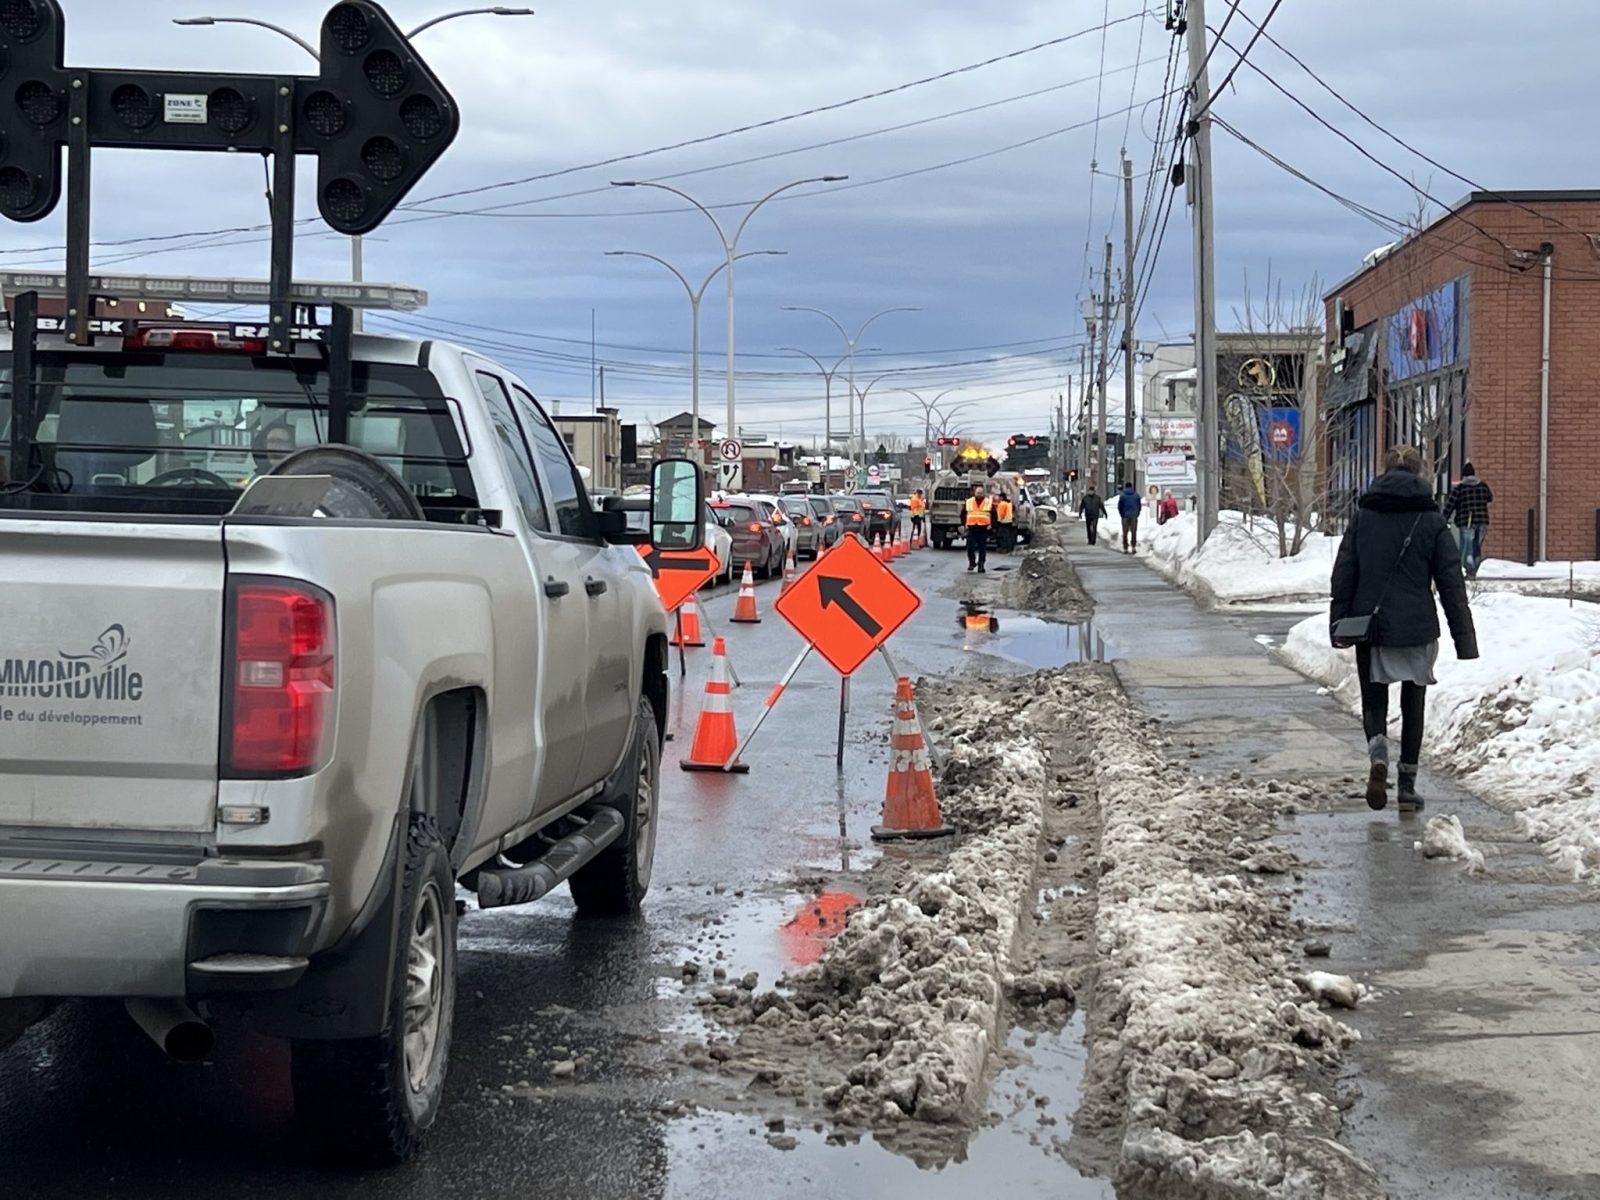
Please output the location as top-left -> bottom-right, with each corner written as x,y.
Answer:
1147,416 -> 1197,443
1386,275 -> 1468,382
1145,453 -> 1195,486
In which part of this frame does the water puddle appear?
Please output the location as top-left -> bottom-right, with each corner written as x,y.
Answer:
961,610 -> 1119,668
662,1013 -> 1110,1198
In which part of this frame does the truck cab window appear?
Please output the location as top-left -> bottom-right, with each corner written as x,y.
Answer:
475,372 -> 550,533
512,386 -> 593,540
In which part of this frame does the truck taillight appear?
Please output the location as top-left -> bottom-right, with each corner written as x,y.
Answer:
224,580 -> 336,777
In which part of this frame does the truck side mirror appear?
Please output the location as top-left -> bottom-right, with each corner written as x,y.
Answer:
650,458 -> 704,551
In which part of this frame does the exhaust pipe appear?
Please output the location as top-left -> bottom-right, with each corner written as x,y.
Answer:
125,998 -> 214,1063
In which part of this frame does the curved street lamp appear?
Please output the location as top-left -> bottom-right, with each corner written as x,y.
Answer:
174,7 -> 536,329
782,304 -> 920,481
606,249 -> 785,466
611,177 -> 846,441
780,346 -> 855,483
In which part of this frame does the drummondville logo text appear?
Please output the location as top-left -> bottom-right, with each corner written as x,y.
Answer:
0,625 -> 145,702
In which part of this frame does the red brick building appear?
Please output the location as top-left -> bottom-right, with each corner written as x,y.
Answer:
1322,190 -> 1600,562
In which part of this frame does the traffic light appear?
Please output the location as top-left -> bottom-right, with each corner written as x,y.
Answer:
936,436 -> 962,447
302,2 -> 462,235
0,1 -> 459,236
922,456 -> 932,472
0,0 -> 69,222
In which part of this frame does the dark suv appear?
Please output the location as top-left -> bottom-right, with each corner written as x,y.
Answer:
853,490 -> 899,544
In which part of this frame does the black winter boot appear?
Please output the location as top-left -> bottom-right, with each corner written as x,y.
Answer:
1397,765 -> 1425,814
1365,762 -> 1389,811
1365,736 -> 1389,811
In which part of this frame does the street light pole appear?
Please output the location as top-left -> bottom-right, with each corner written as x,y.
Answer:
175,7 -> 535,333
783,304 -> 919,484
612,177 -> 846,441
781,347 -> 852,480
897,386 -> 965,468
607,250 -> 785,469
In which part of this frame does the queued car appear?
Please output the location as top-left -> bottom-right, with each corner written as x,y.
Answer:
745,492 -> 799,562
711,498 -> 787,579
829,494 -> 869,541
808,495 -> 844,549
777,494 -> 823,559
852,489 -> 900,544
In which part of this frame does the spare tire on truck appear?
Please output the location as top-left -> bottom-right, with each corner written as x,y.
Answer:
268,445 -> 424,522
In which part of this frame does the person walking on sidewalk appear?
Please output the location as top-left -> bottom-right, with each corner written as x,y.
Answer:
1078,484 -> 1107,546
1117,482 -> 1143,554
1158,491 -> 1180,525
964,482 -> 993,573
1331,444 -> 1478,814
1441,462 -> 1493,579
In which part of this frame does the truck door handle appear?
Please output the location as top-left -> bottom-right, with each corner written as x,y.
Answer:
544,577 -> 571,598
585,578 -> 608,597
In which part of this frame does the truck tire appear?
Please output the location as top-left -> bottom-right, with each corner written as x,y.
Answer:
569,695 -> 660,917
291,816 -> 457,1164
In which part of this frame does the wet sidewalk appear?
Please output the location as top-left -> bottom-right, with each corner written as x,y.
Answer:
1063,520 -> 1600,1200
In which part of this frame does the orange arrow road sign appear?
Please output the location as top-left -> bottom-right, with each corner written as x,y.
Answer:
774,533 -> 920,676
636,544 -> 721,612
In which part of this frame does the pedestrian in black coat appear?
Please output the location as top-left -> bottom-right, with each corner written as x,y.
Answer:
1330,444 -> 1478,814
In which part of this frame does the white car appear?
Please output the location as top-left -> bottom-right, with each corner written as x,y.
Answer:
704,501 -> 735,583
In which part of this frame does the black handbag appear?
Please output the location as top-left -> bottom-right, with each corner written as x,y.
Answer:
1332,514 -> 1424,647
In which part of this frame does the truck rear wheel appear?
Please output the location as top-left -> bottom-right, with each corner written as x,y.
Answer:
570,695 -> 660,917
291,816 -> 457,1164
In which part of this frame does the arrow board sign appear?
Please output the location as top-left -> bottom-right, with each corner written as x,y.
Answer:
636,544 -> 722,612
773,532 -> 921,676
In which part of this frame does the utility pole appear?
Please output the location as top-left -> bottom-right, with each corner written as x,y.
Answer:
1077,342 -> 1091,491
1187,0 -> 1220,543
1097,240 -> 1113,494
1056,389 -> 1066,496
1122,154 -> 1137,493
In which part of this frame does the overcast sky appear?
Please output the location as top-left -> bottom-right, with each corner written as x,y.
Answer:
12,0 -> 1594,450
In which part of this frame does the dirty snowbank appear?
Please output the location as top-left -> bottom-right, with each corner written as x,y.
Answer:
684,684 -> 1071,1145
1282,592 -> 1600,874
1144,512 -> 1337,606
1057,672 -> 1383,1199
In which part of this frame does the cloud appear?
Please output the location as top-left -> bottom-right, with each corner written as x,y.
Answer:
8,0 -> 1594,447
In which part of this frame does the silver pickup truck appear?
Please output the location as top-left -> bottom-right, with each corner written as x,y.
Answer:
0,290 -> 702,1162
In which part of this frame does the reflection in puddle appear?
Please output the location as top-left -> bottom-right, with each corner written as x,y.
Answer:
963,611 -> 1119,668
663,1013 -> 1110,1198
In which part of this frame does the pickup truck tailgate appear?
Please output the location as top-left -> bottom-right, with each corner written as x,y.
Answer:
0,520 -> 226,833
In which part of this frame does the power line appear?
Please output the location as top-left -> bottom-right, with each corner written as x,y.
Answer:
414,56 -> 1167,220
0,12 -> 1160,262
1229,9 -> 1599,246
409,11 -> 1158,210
1212,117 -> 1408,235
1193,0 -> 1281,118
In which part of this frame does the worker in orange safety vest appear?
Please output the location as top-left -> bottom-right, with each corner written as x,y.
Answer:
909,489 -> 927,542
994,490 -> 1016,554
964,483 -> 993,573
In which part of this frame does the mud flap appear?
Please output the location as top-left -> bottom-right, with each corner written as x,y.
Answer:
245,814 -> 404,1041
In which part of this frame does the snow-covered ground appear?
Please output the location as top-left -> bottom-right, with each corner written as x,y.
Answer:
1474,557 -> 1600,598
1282,593 -> 1600,872
1143,511 -> 1337,606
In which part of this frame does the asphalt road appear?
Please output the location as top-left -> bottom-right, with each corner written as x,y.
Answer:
0,534 -> 1112,1200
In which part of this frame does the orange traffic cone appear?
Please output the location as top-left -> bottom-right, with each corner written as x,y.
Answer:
780,548 -> 799,594
872,678 -> 952,840
672,594 -> 707,648
681,638 -> 749,773
731,562 -> 762,624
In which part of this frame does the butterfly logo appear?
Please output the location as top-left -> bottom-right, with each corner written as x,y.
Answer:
59,625 -> 130,669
